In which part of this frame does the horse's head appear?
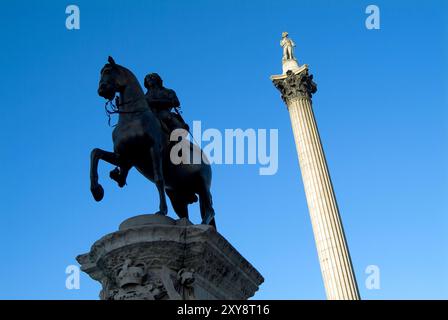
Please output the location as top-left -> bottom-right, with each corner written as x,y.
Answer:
98,56 -> 127,100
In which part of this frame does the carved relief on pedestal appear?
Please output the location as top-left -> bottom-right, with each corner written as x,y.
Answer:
99,259 -> 196,300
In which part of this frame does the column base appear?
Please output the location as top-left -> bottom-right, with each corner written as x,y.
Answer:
76,214 -> 264,300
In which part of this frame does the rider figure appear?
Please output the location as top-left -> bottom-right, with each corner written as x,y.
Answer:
110,73 -> 189,187
143,73 -> 189,134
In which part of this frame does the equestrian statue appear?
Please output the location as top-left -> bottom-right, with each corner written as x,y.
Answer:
90,56 -> 216,227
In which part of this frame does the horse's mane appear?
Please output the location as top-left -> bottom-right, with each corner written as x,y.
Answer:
120,65 -> 140,84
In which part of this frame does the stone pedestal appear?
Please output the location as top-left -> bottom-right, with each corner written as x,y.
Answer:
281,58 -> 301,74
76,214 -> 264,300
271,64 -> 360,300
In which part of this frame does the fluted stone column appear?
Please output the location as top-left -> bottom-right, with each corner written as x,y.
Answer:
271,65 -> 360,300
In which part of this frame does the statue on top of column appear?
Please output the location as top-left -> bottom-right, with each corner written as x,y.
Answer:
280,32 -> 296,61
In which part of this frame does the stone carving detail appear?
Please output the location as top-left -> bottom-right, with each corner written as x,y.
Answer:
272,70 -> 317,103
176,268 -> 196,300
98,260 -> 195,300
117,259 -> 145,287
76,215 -> 264,300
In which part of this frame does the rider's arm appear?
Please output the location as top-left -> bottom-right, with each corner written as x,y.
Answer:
146,89 -> 180,110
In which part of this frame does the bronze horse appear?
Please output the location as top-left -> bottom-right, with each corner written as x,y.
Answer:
90,57 -> 216,227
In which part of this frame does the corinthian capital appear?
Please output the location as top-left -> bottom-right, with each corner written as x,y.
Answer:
272,69 -> 317,103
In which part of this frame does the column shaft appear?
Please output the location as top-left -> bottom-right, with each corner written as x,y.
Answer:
288,97 -> 360,300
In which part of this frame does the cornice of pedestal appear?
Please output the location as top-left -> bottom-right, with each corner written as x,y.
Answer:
271,64 -> 317,104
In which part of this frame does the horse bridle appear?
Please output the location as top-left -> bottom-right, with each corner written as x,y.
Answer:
104,96 -> 147,127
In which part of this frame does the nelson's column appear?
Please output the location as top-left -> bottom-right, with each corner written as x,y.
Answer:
271,32 -> 360,300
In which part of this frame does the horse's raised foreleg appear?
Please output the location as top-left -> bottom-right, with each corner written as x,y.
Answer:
90,148 -> 121,201
150,146 -> 168,215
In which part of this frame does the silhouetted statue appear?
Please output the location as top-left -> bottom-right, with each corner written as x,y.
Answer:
91,57 -> 215,227
144,73 -> 189,134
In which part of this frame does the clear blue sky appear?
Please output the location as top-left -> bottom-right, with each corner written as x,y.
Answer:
0,0 -> 446,299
